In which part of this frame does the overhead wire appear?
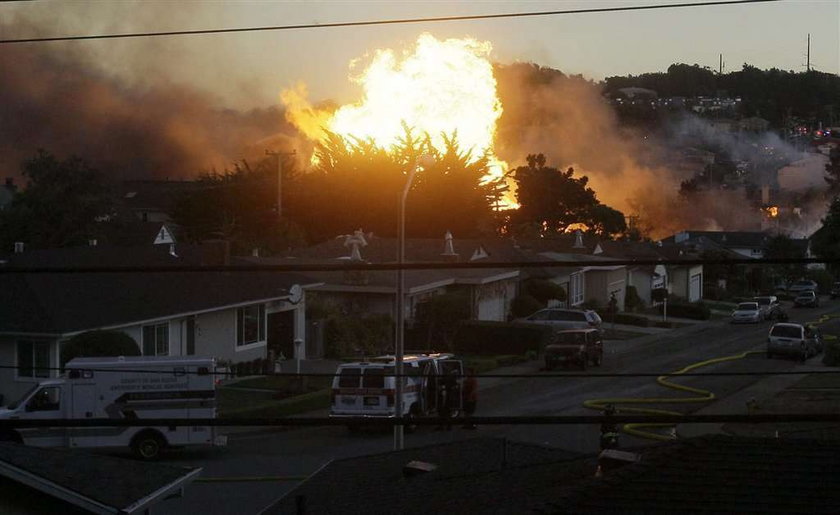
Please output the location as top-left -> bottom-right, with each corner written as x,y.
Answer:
0,0 -> 779,45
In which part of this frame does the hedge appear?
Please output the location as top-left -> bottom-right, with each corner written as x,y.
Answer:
452,320 -> 555,356
597,312 -> 650,327
658,301 -> 711,320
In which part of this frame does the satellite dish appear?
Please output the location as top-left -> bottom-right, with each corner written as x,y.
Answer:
288,284 -> 303,304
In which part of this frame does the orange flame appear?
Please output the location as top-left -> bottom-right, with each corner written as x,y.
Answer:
764,206 -> 779,218
281,34 -> 508,188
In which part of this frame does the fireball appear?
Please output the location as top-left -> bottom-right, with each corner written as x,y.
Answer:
281,34 -> 507,185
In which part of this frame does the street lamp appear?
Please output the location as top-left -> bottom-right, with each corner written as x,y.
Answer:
394,153 -> 435,451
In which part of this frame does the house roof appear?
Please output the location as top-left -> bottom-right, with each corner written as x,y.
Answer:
117,179 -> 198,214
0,245 -> 316,335
260,437 -> 588,515
661,230 -> 773,249
554,435 -> 840,513
263,435 -> 840,514
0,442 -> 200,514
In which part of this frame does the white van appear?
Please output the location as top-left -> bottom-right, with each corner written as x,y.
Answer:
330,353 -> 463,429
0,356 -> 227,459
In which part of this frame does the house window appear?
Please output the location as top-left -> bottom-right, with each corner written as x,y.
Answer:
237,305 -> 266,346
17,341 -> 51,379
570,273 -> 584,306
142,323 -> 169,356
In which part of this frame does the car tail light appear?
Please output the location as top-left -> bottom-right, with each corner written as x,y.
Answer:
385,389 -> 395,407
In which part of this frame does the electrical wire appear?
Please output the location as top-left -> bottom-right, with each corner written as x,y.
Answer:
0,0 -> 779,45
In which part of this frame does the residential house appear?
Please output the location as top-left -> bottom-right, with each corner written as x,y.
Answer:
244,231 -> 521,329
594,240 -> 669,306
117,180 -> 198,223
0,244 -> 318,401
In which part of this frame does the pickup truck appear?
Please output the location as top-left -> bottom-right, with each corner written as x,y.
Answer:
544,328 -> 603,371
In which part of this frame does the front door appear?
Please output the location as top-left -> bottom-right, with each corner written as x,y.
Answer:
267,310 -> 295,361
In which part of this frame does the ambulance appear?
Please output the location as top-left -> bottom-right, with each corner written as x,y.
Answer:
330,353 -> 463,430
0,356 -> 227,460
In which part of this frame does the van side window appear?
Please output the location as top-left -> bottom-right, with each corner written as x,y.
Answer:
338,368 -> 361,388
28,386 -> 60,412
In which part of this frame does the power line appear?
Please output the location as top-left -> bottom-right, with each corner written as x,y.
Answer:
0,0 -> 779,45
0,256 -> 836,274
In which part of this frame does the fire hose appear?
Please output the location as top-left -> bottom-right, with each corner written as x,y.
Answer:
583,313 -> 839,441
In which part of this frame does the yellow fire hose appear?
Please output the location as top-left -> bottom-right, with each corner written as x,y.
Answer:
583,313 -> 838,441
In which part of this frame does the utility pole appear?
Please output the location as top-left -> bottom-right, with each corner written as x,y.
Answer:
806,33 -> 811,72
265,150 -> 296,218
719,54 -> 723,75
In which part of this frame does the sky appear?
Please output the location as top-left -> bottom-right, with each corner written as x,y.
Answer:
3,0 -> 838,111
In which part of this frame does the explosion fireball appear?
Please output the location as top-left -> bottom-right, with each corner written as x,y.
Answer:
281,34 -> 506,182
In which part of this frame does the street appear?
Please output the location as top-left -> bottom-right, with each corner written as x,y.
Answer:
160,302 -> 840,514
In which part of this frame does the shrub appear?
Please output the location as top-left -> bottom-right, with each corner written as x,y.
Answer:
324,313 -> 394,358
614,313 -> 650,327
659,301 -> 711,320
510,294 -> 544,318
823,339 -> 840,367
453,321 -> 555,356
624,285 -> 644,312
60,330 -> 141,367
524,278 -> 567,304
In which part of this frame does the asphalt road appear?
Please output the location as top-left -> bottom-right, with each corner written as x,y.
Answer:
159,299 -> 840,514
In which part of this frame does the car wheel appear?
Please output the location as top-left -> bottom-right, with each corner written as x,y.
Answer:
800,344 -> 808,362
131,431 -> 165,461
593,352 -> 603,367
405,404 -> 420,434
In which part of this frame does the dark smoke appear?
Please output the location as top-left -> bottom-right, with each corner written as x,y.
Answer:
0,40 -> 296,179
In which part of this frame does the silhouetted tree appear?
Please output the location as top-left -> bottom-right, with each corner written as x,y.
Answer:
825,147 -> 840,197
0,150 -> 113,251
510,154 -> 626,237
811,197 -> 840,269
60,330 -> 140,367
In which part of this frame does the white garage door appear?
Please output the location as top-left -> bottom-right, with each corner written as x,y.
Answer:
689,273 -> 702,302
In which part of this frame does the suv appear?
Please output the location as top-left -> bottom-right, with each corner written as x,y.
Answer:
767,323 -> 820,360
520,308 -> 602,332
544,329 -> 603,370
793,290 -> 820,308
754,296 -> 782,320
788,279 -> 818,294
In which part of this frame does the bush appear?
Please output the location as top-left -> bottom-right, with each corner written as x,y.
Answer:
613,313 -> 650,327
324,313 -> 394,358
823,339 -> 840,366
524,278 -> 567,304
453,320 -> 555,356
624,285 -> 644,312
510,294 -> 544,318
659,301 -> 711,320
60,330 -> 141,367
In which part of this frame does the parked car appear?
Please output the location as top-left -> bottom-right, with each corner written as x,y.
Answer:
767,323 -> 821,360
793,290 -> 820,308
788,279 -> 818,294
544,328 -> 603,370
753,296 -> 783,320
731,302 -> 762,324
520,308 -> 603,332
830,282 -> 840,299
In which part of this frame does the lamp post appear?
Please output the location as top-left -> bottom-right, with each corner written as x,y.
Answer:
394,154 -> 434,451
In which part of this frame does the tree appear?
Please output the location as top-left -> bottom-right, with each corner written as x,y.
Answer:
825,147 -> 840,197
510,154 -> 626,237
60,330 -> 140,367
0,150 -> 113,251
294,127 -> 504,242
170,158 -> 307,254
764,234 -> 806,289
811,197 -> 840,269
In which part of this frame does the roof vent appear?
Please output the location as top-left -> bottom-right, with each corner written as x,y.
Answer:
442,230 -> 458,257
573,229 -> 585,249
403,460 -> 437,478
88,239 -> 97,247
13,241 -> 24,254
169,244 -> 178,258
342,229 -> 368,261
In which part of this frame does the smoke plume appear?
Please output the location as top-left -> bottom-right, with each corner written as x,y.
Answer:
0,31 -> 296,180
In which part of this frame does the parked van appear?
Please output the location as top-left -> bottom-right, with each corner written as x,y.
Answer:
0,356 -> 226,459
330,353 -> 463,430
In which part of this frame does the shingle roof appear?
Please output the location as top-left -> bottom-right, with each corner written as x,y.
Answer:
261,437 -> 588,515
0,442 -> 199,513
0,270 -> 312,334
554,435 -> 840,513
0,245 -> 315,334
